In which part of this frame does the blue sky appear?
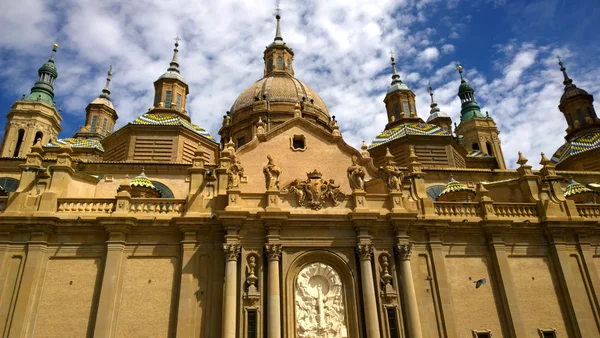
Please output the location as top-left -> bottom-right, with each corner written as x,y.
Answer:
0,0 -> 599,168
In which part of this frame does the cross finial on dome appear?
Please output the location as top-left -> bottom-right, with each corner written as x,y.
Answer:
167,36 -> 181,73
390,50 -> 402,85
274,1 -> 283,41
99,65 -> 113,100
428,81 -> 440,113
557,55 -> 574,87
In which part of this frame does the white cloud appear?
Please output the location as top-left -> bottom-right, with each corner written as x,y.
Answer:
419,47 -> 440,62
449,31 -> 460,39
441,44 -> 455,54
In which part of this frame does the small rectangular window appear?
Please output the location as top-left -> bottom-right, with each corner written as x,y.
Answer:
176,94 -> 182,111
91,115 -> 98,132
576,109 -> 585,125
472,330 -> 492,338
154,92 -> 161,107
402,101 -> 410,116
387,308 -> 398,338
393,103 -> 400,119
247,310 -> 257,338
165,91 -> 172,108
237,137 -> 245,148
101,118 -> 108,135
539,329 -> 557,338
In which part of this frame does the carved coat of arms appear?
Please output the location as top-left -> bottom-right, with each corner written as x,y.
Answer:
288,170 -> 344,210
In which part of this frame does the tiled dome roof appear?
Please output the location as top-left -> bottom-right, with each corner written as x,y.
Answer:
129,113 -> 217,143
369,123 -> 450,149
230,74 -> 329,119
551,129 -> 600,164
45,138 -> 104,151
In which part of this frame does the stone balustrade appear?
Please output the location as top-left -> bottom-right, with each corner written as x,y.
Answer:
493,203 -> 538,218
576,204 -> 600,218
57,199 -> 115,214
434,202 -> 480,218
129,198 -> 186,215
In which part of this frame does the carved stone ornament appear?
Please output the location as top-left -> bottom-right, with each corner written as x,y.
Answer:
295,262 -> 348,338
263,154 -> 282,190
265,243 -> 282,261
357,244 -> 373,261
379,254 -> 397,302
223,244 -> 241,261
347,155 -> 366,191
288,170 -> 344,210
226,155 -> 244,189
396,243 -> 412,260
244,254 -> 260,303
379,148 -> 404,191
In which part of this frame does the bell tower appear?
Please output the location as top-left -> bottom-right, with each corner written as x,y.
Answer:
1,44 -> 62,157
263,10 -> 295,78
383,53 -> 420,129
74,66 -> 118,139
454,65 -> 506,169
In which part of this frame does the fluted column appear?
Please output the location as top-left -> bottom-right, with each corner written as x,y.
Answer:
265,244 -> 282,338
222,244 -> 240,338
357,244 -> 381,338
396,244 -> 423,338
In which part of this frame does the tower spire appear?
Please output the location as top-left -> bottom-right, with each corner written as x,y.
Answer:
557,56 -> 574,88
390,51 -> 402,86
167,36 -> 181,73
428,82 -> 440,114
24,43 -> 59,106
274,2 -> 283,41
456,63 -> 484,121
99,65 -> 112,100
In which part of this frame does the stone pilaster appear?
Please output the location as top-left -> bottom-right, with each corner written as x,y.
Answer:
222,243 -> 240,338
176,229 -> 199,337
428,232 -> 458,338
265,244 -> 282,338
395,243 -> 422,338
8,224 -> 52,337
576,233 -> 600,318
93,222 -> 131,338
357,244 -> 381,338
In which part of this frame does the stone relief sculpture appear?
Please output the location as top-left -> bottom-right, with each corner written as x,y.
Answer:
295,262 -> 348,338
263,154 -> 282,190
226,155 -> 244,189
288,170 -> 344,210
379,148 -> 404,191
244,254 -> 260,303
347,156 -> 365,191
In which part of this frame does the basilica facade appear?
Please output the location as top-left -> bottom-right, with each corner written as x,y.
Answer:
0,14 -> 599,338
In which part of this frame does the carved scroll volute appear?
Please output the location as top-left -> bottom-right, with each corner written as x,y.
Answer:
395,243 -> 412,261
357,244 -> 373,261
223,244 -> 241,261
379,253 -> 397,302
265,244 -> 282,261
244,253 -> 260,304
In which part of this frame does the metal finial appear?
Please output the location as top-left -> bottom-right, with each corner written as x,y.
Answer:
274,1 -> 283,41
49,43 -> 58,62
100,65 -> 113,99
556,55 -> 573,87
457,62 -> 465,81
390,50 -> 401,85
167,36 -> 181,73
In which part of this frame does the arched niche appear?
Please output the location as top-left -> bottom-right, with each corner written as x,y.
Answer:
284,250 -> 361,338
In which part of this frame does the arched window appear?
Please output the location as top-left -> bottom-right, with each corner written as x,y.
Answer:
0,177 -> 19,194
286,60 -> 291,70
576,109 -> 586,125
277,56 -> 283,69
486,142 -> 494,156
472,143 -> 480,151
34,131 -> 43,145
13,129 -> 24,157
426,185 -> 446,200
151,181 -> 174,198
267,58 -> 273,72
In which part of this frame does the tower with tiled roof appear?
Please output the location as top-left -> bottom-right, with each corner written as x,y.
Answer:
453,65 -> 506,169
74,66 -> 118,140
383,53 -> 421,129
426,83 -> 452,133
101,38 -> 218,163
551,58 -> 600,170
0,44 -> 63,158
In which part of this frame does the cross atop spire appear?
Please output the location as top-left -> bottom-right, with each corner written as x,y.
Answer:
167,36 -> 181,73
274,1 -> 283,41
99,65 -> 113,100
557,55 -> 574,87
390,51 -> 402,85
428,82 -> 440,113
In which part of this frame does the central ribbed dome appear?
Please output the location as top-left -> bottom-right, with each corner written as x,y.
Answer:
230,74 -> 329,119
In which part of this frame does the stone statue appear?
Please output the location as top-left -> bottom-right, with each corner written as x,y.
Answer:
226,156 -> 244,189
263,154 -> 282,190
379,148 -> 403,191
347,156 -> 365,191
295,262 -> 347,338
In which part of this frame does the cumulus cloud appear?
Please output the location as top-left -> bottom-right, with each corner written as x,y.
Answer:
0,0 -> 597,170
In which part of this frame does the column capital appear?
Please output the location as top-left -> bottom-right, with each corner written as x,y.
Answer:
395,243 -> 413,260
223,244 -> 241,261
265,243 -> 282,261
357,243 -> 374,261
